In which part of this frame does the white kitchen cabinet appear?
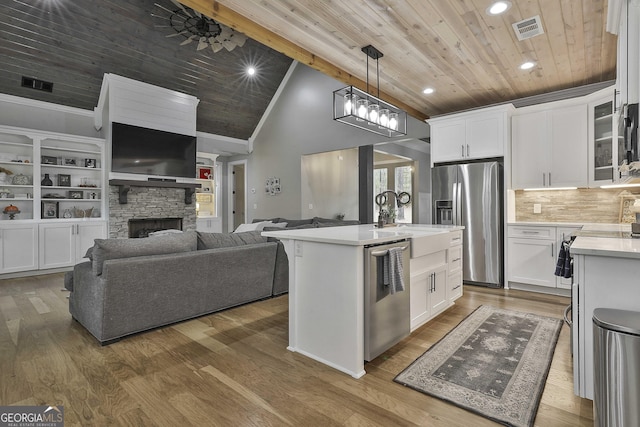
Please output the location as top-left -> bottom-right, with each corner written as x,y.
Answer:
447,242 -> 463,302
429,104 -> 513,165
587,88 -> 617,186
196,217 -> 222,233
512,103 -> 588,189
507,225 -> 557,288
39,220 -> 106,269
0,223 -> 37,273
410,249 -> 447,330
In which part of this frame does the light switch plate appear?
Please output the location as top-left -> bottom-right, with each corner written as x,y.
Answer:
533,203 -> 542,214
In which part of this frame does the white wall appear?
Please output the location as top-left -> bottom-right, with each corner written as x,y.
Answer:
300,148 -> 359,220
235,63 -> 430,221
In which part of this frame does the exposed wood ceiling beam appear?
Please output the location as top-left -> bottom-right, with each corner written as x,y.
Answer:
178,0 -> 429,121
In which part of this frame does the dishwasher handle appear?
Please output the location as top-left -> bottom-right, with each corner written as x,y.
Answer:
371,245 -> 409,257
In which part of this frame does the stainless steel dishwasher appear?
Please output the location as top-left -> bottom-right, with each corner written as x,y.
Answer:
364,239 -> 411,361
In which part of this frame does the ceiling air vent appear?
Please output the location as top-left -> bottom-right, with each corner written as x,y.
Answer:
21,76 -> 53,92
512,15 -> 544,41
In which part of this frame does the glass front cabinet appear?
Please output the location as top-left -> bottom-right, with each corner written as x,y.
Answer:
587,88 -> 617,187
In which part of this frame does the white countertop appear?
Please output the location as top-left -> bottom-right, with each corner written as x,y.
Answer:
262,224 -> 463,246
571,223 -> 640,259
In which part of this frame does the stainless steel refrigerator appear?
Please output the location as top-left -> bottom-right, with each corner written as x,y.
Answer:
432,160 -> 503,287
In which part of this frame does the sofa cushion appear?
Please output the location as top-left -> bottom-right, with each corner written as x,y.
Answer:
92,231 -> 197,276
252,217 -> 282,224
280,218 -> 314,228
197,230 -> 268,250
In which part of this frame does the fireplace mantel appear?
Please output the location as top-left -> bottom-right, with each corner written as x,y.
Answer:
109,179 -> 200,204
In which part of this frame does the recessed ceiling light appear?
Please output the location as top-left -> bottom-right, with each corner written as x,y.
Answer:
486,1 -> 512,16
247,66 -> 256,76
520,61 -> 536,70
423,87 -> 435,95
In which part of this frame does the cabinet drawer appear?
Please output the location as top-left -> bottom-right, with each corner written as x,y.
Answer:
449,230 -> 462,246
410,250 -> 446,276
508,225 -> 555,240
449,245 -> 462,272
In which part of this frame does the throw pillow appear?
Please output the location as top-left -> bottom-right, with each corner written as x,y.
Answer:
234,221 -> 268,233
91,231 -> 197,276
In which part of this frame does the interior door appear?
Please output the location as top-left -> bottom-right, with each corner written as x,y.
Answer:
232,163 -> 245,230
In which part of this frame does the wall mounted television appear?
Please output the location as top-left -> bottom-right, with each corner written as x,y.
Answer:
111,122 -> 196,179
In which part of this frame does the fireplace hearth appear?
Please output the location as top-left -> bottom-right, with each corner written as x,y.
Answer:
128,218 -> 183,238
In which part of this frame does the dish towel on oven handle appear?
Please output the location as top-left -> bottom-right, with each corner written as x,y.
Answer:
554,240 -> 572,279
383,247 -> 406,294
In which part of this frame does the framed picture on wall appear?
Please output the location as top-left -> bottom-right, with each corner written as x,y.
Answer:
84,158 -> 96,168
57,174 -> 71,187
68,190 -> 83,199
198,166 -> 213,180
42,201 -> 59,219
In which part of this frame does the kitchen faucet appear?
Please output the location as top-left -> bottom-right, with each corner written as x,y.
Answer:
375,190 -> 411,227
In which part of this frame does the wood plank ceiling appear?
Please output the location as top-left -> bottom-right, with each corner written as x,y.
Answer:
0,0 -> 618,139
181,0 -> 618,120
0,0 -> 293,139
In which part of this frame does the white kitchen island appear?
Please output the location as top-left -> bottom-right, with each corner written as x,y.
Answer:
570,223 -> 640,399
262,224 -> 463,378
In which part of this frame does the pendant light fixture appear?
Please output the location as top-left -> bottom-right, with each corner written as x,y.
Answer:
333,45 -> 407,137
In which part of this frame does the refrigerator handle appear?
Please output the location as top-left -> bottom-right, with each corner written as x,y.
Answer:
453,181 -> 462,226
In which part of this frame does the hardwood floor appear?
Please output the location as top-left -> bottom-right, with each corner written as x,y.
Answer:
0,273 -> 593,426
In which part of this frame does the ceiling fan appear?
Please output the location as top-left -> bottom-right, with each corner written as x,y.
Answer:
153,0 -> 247,53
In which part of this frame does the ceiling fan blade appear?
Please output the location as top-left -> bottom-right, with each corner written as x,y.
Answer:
232,32 -> 247,47
222,39 -> 236,51
180,35 -> 196,45
169,0 -> 192,17
197,37 -> 208,50
218,26 -> 233,39
210,41 -> 223,53
166,30 -> 188,38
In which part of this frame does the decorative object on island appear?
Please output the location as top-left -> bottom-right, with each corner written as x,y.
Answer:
3,204 -> 20,219
41,173 -> 53,186
41,155 -> 57,165
333,45 -> 407,137
84,158 -> 96,168
12,174 -> 30,185
68,190 -> 83,199
57,174 -> 71,187
375,190 -> 411,227
153,1 -> 248,53
41,201 -> 58,219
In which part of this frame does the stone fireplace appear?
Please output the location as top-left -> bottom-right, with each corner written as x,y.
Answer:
109,185 -> 196,238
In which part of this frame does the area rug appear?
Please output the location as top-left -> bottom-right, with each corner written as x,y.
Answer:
394,305 -> 562,427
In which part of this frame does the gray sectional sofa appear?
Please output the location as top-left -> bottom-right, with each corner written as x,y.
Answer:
254,216 -> 360,230
65,230 -> 288,344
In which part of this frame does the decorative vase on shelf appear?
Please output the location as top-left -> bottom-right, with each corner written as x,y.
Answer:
41,173 -> 53,186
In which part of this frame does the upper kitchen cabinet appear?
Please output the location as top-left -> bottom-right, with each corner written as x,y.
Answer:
608,0 -> 640,107
587,87 -> 617,186
511,101 -> 588,189
429,104 -> 514,165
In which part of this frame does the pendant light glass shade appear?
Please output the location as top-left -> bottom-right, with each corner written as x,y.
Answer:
356,98 -> 369,121
344,93 -> 357,116
368,104 -> 379,125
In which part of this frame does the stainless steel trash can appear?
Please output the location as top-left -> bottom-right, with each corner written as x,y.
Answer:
593,308 -> 640,427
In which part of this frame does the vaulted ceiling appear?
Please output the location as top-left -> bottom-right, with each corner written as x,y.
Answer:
0,0 -> 292,139
0,0 -> 618,141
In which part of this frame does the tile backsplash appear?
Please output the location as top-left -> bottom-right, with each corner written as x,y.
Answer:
514,188 -> 640,223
